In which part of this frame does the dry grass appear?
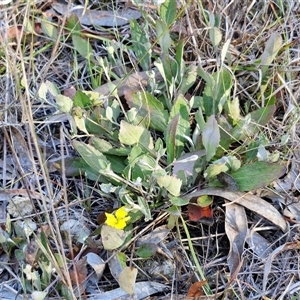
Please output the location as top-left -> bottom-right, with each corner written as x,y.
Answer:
1,0 -> 300,299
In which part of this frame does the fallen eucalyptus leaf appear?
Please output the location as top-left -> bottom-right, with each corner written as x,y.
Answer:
225,203 -> 247,276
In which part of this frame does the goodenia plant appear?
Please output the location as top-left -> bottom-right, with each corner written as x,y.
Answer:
39,10 -> 284,227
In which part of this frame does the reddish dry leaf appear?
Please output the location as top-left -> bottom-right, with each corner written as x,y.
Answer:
67,244 -> 83,260
63,86 -> 77,100
1,23 -> 42,40
184,188 -> 287,231
186,281 -> 206,297
69,257 -> 88,288
187,204 -> 214,225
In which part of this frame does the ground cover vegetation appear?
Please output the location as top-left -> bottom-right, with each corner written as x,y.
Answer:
0,0 -> 300,299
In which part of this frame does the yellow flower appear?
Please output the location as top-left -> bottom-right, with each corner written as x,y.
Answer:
105,207 -> 130,230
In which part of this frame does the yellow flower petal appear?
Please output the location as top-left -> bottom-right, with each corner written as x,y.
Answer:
115,207 -> 128,219
114,219 -> 127,230
105,207 -> 131,229
105,213 -> 118,227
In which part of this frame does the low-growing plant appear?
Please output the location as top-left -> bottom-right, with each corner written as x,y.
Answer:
0,0 -> 294,298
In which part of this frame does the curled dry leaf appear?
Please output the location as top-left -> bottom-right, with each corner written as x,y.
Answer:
225,202 -> 247,276
184,188 -> 287,232
52,3 -> 142,27
186,280 -> 206,297
94,70 -> 163,98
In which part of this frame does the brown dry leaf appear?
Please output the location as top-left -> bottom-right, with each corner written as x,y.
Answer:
225,202 -> 247,276
186,281 -> 206,297
94,70 -> 163,98
69,257 -> 88,288
263,241 -> 300,293
184,188 -> 287,232
118,266 -> 138,295
63,86 -> 77,100
10,127 -> 33,172
25,239 -> 39,266
0,23 -> 42,40
52,3 -> 141,27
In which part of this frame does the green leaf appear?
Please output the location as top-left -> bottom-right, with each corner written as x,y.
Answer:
101,225 -> 126,250
197,195 -> 213,207
72,141 -> 110,173
137,196 -> 152,221
130,20 -> 151,71
31,291 -> 47,300
225,97 -> 241,125
55,94 -> 73,113
156,175 -> 182,196
155,19 -> 171,55
159,0 -> 177,26
209,27 -> 222,47
179,64 -> 197,95
105,154 -> 127,174
72,35 -> 93,60
165,114 -> 178,165
165,95 -> 190,164
119,121 -> 154,152
201,68 -> 232,116
45,80 -> 60,97
260,33 -> 282,78
230,161 -> 284,191
136,243 -> 158,258
91,137 -> 130,156
66,14 -> 81,33
202,115 -> 220,161
41,19 -> 58,40
231,105 -> 276,140
53,156 -> 100,181
169,197 -> 189,206
125,91 -> 168,132
73,90 -> 93,109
